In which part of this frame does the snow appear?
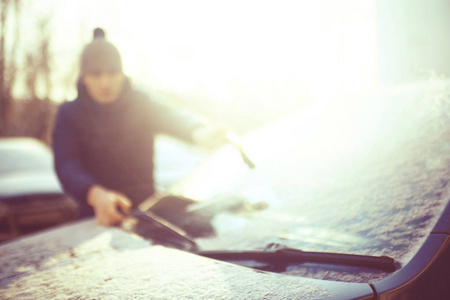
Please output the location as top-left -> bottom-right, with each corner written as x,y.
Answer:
0,219 -> 368,299
178,80 -> 450,282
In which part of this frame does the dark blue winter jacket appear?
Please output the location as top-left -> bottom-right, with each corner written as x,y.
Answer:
52,79 -> 203,217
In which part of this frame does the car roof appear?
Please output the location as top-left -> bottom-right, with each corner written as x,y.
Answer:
0,137 -> 60,197
0,137 -> 49,150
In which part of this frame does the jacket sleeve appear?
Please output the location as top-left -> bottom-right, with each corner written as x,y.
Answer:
145,96 -> 205,142
52,103 -> 96,204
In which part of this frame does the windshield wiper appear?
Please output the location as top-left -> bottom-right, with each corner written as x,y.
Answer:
129,212 -> 397,273
193,243 -> 398,273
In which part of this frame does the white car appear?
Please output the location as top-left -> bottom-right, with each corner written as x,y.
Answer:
0,138 -> 77,243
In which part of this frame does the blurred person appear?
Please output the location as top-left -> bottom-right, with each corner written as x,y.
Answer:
52,28 -> 227,226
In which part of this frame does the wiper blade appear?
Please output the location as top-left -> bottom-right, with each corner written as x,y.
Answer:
194,243 -> 398,272
128,212 -> 397,272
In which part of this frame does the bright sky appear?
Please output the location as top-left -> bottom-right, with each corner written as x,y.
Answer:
16,0 -> 378,113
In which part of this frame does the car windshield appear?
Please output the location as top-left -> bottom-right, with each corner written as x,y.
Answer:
0,140 -> 53,176
168,80 -> 450,281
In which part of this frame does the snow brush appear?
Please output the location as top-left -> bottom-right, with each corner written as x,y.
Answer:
226,131 -> 256,169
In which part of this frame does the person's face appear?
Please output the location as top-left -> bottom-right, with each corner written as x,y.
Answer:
82,71 -> 125,104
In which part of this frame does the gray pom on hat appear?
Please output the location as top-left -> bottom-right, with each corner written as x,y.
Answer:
80,28 -> 123,75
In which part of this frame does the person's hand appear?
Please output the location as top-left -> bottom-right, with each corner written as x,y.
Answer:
87,185 -> 131,226
192,124 -> 229,148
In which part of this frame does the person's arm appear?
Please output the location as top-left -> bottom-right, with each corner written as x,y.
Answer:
145,97 -> 228,147
52,104 -> 97,205
52,104 -> 130,225
191,123 -> 229,148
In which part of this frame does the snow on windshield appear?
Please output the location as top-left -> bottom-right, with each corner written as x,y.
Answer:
176,79 -> 450,282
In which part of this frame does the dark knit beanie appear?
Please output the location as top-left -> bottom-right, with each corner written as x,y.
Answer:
80,28 -> 123,75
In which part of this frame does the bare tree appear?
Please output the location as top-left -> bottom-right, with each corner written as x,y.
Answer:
1,1 -> 57,143
0,0 -> 21,136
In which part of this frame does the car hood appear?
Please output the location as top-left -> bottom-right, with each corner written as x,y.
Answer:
0,171 -> 64,199
0,219 -> 375,299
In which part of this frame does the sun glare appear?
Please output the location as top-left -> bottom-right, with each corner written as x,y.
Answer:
112,0 -> 378,113
28,0 -> 378,118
